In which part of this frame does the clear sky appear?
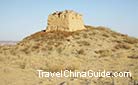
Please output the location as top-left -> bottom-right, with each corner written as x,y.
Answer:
0,0 -> 138,41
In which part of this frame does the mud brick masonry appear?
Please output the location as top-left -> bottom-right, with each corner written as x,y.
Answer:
46,10 -> 86,32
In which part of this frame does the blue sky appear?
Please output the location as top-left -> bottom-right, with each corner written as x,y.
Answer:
0,0 -> 138,41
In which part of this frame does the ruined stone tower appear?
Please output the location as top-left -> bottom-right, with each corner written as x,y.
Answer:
46,10 -> 85,32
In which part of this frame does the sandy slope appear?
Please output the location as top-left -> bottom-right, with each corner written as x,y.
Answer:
0,26 -> 138,85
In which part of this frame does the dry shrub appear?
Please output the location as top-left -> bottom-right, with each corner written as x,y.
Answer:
0,54 -> 5,61
72,36 -> 81,39
56,47 -> 62,54
19,62 -> 26,69
9,58 -> 27,69
102,34 -> 109,38
1,46 -> 10,51
10,49 -> 17,55
95,50 -> 112,57
114,43 -> 131,49
85,25 -> 95,30
77,49 -> 85,55
74,31 -> 80,36
64,59 -> 81,71
82,33 -> 88,38
47,46 -> 53,51
47,57 -> 81,72
47,63 -> 80,72
47,41 -> 55,45
54,42 -> 62,47
47,64 -> 63,72
20,47 -> 29,54
63,63 -> 79,71
112,40 -> 122,43
32,45 -> 39,49
127,55 -> 138,59
47,63 -> 69,72
72,32 -> 81,39
96,26 -> 111,32
77,40 -> 90,46
0,46 -> 2,49
41,47 -> 47,51
123,38 -> 138,44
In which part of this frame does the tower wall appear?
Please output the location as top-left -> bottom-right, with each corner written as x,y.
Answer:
68,13 -> 85,31
46,10 -> 85,32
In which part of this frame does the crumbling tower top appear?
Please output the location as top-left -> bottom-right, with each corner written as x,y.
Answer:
46,10 -> 86,32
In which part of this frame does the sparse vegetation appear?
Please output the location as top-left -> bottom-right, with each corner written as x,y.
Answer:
47,46 -> 53,51
77,40 -> 90,46
82,33 -> 88,38
0,26 -> 138,85
127,55 -> 138,59
95,50 -> 112,57
56,47 -> 62,54
123,37 -> 138,44
102,34 -> 109,38
114,43 -> 131,49
77,49 -> 85,55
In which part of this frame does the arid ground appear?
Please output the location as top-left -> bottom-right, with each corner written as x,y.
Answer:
0,26 -> 138,85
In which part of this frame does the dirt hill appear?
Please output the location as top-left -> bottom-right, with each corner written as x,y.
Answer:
0,10 -> 138,85
0,26 -> 138,85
